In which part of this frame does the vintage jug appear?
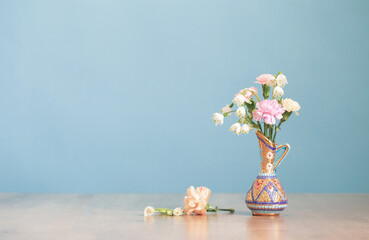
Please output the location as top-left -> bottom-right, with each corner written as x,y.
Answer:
245,131 -> 290,216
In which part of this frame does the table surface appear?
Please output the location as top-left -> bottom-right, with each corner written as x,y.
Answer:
0,193 -> 368,240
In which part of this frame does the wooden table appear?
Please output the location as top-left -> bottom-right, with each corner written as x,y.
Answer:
0,193 -> 368,240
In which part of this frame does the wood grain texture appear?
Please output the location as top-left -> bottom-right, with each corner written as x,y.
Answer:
0,193 -> 368,240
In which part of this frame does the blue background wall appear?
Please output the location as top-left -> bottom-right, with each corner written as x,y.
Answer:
0,0 -> 368,193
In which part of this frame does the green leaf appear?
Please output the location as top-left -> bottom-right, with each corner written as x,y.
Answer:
282,111 -> 292,122
251,122 -> 258,129
244,115 -> 258,129
262,84 -> 270,99
244,118 -> 252,125
245,99 -> 256,113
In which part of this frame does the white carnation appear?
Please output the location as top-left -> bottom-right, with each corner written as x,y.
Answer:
282,98 -> 301,115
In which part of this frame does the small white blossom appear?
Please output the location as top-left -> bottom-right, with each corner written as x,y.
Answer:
220,105 -> 232,117
167,210 -> 173,216
229,123 -> 241,135
212,113 -> 224,126
273,86 -> 284,98
144,206 -> 155,216
235,107 -> 246,118
241,124 -> 251,134
276,74 -> 288,87
233,94 -> 247,107
282,98 -> 301,115
173,208 -> 183,216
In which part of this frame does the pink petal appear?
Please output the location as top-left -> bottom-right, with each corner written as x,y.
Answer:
253,110 -> 263,121
196,187 -> 211,201
187,186 -> 196,198
264,115 -> 276,125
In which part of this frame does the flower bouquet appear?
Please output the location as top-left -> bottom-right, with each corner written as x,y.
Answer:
212,72 -> 300,141
212,72 -> 300,216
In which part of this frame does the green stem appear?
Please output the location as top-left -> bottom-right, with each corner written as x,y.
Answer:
225,110 -> 236,114
272,86 -> 275,100
222,110 -> 236,117
269,125 -> 273,141
218,208 -> 235,213
257,122 -> 262,132
243,115 -> 259,130
155,208 -> 173,214
272,121 -> 283,142
206,206 -> 235,213
254,93 -> 261,102
263,123 -> 267,136
249,89 -> 261,102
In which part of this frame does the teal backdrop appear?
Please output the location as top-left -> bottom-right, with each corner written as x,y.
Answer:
0,0 -> 368,193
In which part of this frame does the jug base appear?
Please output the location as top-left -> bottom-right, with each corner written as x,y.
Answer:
252,212 -> 280,216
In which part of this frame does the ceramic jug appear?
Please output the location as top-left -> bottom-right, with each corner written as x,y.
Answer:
245,131 -> 290,216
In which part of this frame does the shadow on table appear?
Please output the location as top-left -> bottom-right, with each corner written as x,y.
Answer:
144,212 -> 286,240
144,214 -> 220,240
246,215 -> 286,240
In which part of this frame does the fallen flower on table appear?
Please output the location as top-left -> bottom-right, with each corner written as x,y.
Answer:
144,186 -> 234,216
184,186 -> 234,215
144,206 -> 183,216
184,186 -> 210,215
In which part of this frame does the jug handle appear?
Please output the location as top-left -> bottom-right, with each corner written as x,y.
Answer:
274,144 -> 290,171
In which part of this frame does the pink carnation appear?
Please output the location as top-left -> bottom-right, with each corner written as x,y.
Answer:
253,99 -> 285,125
184,186 -> 211,215
255,74 -> 275,85
235,87 -> 258,99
